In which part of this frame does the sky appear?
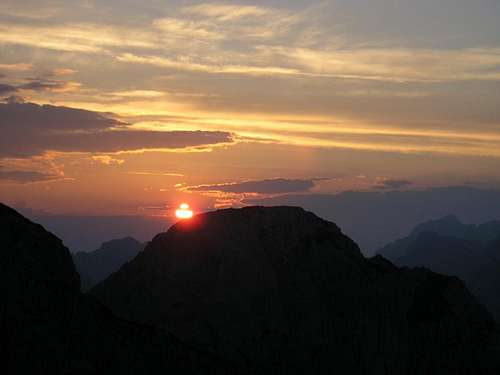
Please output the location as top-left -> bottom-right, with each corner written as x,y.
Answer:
1,0 -> 500,217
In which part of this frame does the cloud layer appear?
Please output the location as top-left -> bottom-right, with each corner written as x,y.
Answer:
373,179 -> 413,190
187,178 -> 324,194
0,100 -> 233,157
0,168 -> 60,183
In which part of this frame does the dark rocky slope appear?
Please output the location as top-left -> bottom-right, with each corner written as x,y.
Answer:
0,203 -> 79,374
73,237 -> 144,290
0,203 -> 238,375
378,215 -> 500,321
92,206 -> 500,375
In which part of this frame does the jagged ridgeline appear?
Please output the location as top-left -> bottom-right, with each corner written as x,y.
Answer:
1,202 -> 500,374
92,206 -> 500,374
0,203 -> 238,375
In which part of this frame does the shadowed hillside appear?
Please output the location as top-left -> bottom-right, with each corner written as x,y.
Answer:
0,203 -> 239,375
378,215 -> 500,321
73,237 -> 144,290
92,206 -> 500,375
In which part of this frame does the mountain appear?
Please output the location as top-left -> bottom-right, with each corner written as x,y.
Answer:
244,186 -> 500,255
92,206 -> 500,374
0,203 -> 79,374
0,203 -> 238,375
378,215 -> 500,321
73,237 -> 144,290
19,209 -> 169,252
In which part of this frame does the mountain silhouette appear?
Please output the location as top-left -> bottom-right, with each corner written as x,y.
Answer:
244,186 -> 500,255
73,237 -> 144,290
378,215 -> 500,321
92,206 -> 500,374
0,203 -> 238,375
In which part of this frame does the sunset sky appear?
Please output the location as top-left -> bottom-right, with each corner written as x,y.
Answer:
1,0 -> 500,217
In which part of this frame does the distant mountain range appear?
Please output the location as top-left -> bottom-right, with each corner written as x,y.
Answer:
18,210 -> 169,252
245,186 -> 500,255
378,215 -> 500,321
72,237 -> 144,291
91,206 -> 500,374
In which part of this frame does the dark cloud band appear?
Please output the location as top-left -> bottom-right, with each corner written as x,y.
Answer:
0,100 -> 233,157
373,179 -> 413,190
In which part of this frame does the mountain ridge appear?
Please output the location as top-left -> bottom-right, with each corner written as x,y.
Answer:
73,236 -> 144,290
92,205 -> 500,374
378,215 -> 500,321
0,202 -> 240,375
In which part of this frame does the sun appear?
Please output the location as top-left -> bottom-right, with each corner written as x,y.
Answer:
175,203 -> 193,219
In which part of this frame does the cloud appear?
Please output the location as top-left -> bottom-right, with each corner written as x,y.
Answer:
187,178 -> 325,194
92,155 -> 124,165
0,83 -> 17,95
0,100 -> 233,157
182,4 -> 271,21
19,79 -> 81,93
0,167 -> 61,183
373,179 -> 413,190
0,78 -> 81,95
0,22 -> 157,53
117,53 -> 300,76
263,46 -> 500,82
153,18 -> 223,41
109,90 -> 165,98
0,63 -> 33,71
50,68 -> 77,76
123,171 -> 184,177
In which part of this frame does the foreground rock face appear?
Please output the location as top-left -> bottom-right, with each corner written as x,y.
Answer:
73,237 -> 144,290
92,206 -> 500,374
0,203 -> 238,375
0,203 -> 79,374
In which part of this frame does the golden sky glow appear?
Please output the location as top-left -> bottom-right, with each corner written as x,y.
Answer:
1,0 -> 500,214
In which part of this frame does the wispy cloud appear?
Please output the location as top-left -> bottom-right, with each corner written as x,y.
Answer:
50,68 -> 77,76
0,22 -> 157,52
153,18 -> 223,40
264,46 -> 500,82
185,177 -> 326,194
109,90 -> 165,98
182,3 -> 271,21
122,171 -> 184,177
19,79 -> 81,92
0,62 -> 33,71
373,179 -> 413,190
116,53 -> 301,76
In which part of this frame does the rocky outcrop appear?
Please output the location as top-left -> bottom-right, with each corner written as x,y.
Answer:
92,206 -> 500,374
0,203 -> 238,375
73,237 -> 144,290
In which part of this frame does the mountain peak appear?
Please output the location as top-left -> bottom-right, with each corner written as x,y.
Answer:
412,214 -> 464,236
92,206 -> 499,374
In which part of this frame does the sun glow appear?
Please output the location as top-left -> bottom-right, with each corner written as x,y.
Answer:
176,203 -> 194,219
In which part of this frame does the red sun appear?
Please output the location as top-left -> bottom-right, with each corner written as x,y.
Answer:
175,203 -> 193,219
